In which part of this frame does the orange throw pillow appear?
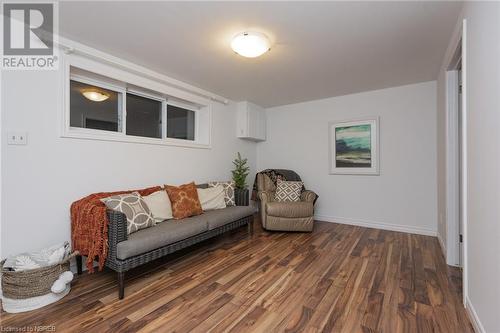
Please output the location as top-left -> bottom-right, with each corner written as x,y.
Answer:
165,182 -> 203,219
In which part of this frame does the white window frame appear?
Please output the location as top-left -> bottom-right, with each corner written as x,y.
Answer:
125,89 -> 166,140
61,54 -> 212,149
69,74 -> 126,138
165,100 -> 199,143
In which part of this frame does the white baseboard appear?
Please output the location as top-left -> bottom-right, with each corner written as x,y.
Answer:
437,233 -> 446,257
466,296 -> 486,333
315,215 -> 437,237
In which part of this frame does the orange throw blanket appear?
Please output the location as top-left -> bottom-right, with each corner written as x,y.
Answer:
70,186 -> 161,273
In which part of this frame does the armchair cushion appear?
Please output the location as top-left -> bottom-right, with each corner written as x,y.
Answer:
266,201 -> 313,218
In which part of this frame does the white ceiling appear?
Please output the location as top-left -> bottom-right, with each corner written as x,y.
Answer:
59,1 -> 462,107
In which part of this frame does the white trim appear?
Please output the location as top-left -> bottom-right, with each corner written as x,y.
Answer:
57,37 -> 229,105
315,215 -> 437,236
328,117 -> 380,175
461,19 -> 468,305
0,67 -> 2,260
465,296 -> 486,333
166,99 -> 200,112
445,69 -> 460,266
61,127 -> 211,149
71,73 -> 126,93
444,18 -> 468,305
126,88 -> 166,102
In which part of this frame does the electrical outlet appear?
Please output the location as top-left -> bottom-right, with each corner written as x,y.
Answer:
7,131 -> 28,145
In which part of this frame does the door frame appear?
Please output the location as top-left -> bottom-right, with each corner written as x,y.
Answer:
445,69 -> 460,266
445,19 -> 468,305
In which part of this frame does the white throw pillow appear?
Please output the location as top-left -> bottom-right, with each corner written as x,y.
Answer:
142,190 -> 173,222
197,185 -> 226,211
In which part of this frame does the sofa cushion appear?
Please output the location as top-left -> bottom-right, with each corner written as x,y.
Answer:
204,206 -> 256,230
116,214 -> 208,259
266,201 -> 313,218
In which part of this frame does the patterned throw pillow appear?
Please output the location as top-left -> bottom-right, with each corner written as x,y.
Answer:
165,182 -> 203,219
101,192 -> 155,234
208,181 -> 235,206
275,179 -> 303,202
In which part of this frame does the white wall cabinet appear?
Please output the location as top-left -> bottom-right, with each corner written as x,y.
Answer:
236,101 -> 266,141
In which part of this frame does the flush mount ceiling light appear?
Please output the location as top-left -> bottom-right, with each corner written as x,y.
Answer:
231,31 -> 271,58
82,89 -> 110,102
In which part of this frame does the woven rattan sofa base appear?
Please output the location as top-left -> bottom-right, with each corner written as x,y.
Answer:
76,211 -> 254,299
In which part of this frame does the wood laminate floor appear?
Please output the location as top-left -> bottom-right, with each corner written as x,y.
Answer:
1,220 -> 473,332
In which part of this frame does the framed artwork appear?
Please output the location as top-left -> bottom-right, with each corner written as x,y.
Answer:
329,117 -> 379,175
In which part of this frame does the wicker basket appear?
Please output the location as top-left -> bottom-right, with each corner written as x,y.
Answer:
1,251 -> 78,299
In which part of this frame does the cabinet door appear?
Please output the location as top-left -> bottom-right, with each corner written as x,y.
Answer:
248,106 -> 260,139
236,107 -> 248,137
236,101 -> 266,141
258,109 -> 266,140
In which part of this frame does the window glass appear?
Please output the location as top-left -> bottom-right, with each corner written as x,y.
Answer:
70,80 -> 121,132
167,104 -> 195,141
126,94 -> 162,139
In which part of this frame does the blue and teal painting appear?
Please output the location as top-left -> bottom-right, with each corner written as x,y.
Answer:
335,124 -> 372,168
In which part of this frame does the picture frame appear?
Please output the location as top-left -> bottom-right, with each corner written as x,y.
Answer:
329,117 -> 380,175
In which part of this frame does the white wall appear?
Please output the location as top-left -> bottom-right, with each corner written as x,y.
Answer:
437,2 -> 500,332
257,81 -> 437,235
1,67 -> 257,258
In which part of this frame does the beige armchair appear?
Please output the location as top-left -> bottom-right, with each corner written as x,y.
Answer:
257,173 -> 317,232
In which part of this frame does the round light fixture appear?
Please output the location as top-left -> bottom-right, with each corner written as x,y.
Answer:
82,89 -> 110,102
231,31 -> 271,58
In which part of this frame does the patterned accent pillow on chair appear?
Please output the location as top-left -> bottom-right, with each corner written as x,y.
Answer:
275,179 -> 303,202
165,182 -> 203,219
101,192 -> 155,234
208,181 -> 235,206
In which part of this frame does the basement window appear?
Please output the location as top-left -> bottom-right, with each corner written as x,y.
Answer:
65,66 -> 211,148
70,80 -> 122,132
167,104 -> 195,141
126,93 -> 163,139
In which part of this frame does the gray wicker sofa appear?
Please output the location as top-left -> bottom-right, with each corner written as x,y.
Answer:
76,188 -> 255,299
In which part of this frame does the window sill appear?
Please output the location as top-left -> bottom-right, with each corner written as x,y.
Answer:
61,128 -> 211,149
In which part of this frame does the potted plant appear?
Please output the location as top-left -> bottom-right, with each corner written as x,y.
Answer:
232,152 -> 250,205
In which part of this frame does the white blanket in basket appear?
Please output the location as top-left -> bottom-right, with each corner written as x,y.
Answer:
3,242 -> 71,271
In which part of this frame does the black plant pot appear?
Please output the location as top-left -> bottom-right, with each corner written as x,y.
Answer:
235,188 -> 250,206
